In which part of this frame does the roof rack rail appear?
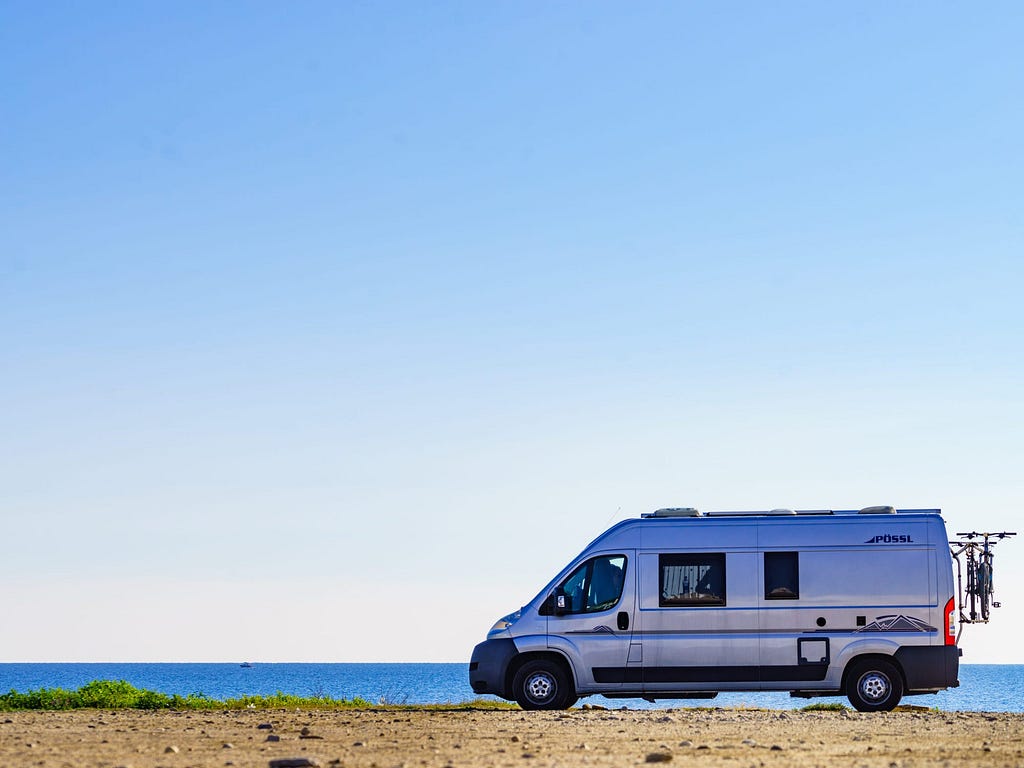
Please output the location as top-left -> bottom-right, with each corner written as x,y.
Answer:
704,509 -> 834,517
640,507 -> 942,520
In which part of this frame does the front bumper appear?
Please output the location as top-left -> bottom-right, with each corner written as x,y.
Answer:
469,637 -> 518,698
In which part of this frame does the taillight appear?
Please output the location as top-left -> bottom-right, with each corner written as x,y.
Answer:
944,596 -> 956,645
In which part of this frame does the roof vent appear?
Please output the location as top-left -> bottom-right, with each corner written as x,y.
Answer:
769,508 -> 797,515
859,505 -> 896,515
647,507 -> 702,518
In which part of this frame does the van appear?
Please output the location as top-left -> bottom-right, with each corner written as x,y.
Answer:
469,506 -> 961,712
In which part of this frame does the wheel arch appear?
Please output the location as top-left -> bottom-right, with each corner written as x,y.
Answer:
833,638 -> 900,684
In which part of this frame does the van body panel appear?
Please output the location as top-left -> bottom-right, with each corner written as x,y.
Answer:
793,548 -> 934,607
831,636 -> 903,658
514,633 -> 555,655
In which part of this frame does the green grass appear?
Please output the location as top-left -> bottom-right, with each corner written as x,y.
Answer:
0,680 -> 516,712
800,701 -> 850,711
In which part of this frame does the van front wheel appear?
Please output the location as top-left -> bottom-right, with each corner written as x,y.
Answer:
512,659 -> 574,710
845,658 -> 903,712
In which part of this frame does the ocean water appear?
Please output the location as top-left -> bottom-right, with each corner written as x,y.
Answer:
0,663 -> 1020,712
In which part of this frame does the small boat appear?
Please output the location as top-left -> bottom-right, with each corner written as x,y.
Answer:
240,662 -> 254,668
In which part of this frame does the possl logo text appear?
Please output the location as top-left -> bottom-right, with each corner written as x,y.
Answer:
864,534 -> 914,544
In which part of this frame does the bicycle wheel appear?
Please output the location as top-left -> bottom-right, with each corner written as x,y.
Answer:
966,556 -> 978,621
978,561 -> 992,620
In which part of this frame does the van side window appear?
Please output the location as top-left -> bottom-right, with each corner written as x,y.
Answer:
559,555 -> 627,614
764,551 -> 799,600
659,553 -> 726,606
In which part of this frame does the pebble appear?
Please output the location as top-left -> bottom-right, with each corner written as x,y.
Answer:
511,735 -> 521,742
742,739 -> 757,746
268,759 -> 321,768
223,743 -> 235,749
164,746 -> 179,754
645,752 -> 673,763
678,740 -> 692,747
770,745 -> 784,751
266,734 -> 281,742
258,723 -> 275,730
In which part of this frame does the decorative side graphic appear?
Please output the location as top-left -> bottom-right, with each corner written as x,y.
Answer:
854,615 -> 936,633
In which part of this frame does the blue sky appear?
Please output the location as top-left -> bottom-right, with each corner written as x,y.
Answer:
2,2 -> 1023,663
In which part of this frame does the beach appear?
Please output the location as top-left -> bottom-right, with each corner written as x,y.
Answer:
1,707 -> 1020,767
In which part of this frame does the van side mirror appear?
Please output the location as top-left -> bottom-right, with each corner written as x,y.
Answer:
539,591 -> 570,616
557,593 -> 573,618
553,589 -> 571,616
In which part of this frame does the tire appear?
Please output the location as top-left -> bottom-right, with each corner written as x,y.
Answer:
845,658 -> 904,712
978,562 -> 992,621
512,659 -> 574,710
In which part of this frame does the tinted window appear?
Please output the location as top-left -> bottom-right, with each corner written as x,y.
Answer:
659,553 -> 726,606
559,555 -> 627,614
764,551 -> 799,600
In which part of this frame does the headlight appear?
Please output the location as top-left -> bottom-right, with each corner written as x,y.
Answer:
489,608 -> 522,633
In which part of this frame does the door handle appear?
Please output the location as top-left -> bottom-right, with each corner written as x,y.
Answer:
617,611 -> 629,631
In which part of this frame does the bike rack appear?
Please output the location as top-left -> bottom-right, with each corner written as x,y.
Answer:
949,531 -> 1016,640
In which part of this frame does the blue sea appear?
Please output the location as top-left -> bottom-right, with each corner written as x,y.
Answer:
1,664 -> 1021,711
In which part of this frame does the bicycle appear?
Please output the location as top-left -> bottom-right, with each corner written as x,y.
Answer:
950,531 -> 1016,627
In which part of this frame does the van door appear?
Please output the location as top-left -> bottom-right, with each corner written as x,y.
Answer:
639,549 -> 761,692
546,552 -> 638,693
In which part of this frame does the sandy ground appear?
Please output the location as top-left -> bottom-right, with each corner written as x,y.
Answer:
1,707 -> 1022,768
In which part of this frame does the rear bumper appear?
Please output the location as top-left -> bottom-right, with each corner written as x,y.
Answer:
469,637 -> 518,698
895,645 -> 960,692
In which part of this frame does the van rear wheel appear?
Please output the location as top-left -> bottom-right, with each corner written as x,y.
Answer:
845,658 -> 903,712
512,659 -> 574,710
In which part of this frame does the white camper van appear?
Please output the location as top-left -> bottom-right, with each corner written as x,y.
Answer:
470,506 -> 968,712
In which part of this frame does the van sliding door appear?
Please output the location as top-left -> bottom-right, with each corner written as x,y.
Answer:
639,533 -> 761,693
